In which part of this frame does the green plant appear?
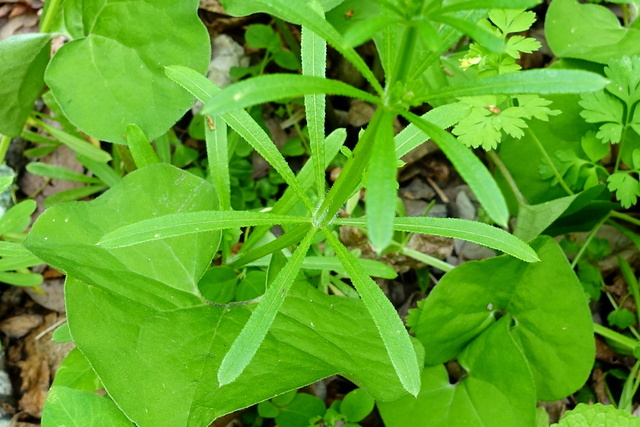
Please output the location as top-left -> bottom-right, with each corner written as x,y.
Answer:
0,0 -> 621,425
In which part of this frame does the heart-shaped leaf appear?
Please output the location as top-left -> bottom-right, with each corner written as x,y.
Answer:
409,236 -> 593,400
379,317 -> 537,427
45,0 -> 209,144
26,164 -> 412,425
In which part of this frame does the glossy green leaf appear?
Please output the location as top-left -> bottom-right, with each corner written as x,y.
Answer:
26,164 -> 414,426
366,111 -> 396,251
202,74 -> 379,116
423,70 -> 609,103
324,228 -> 421,397
165,65 -> 315,213
410,236 -> 593,400
126,124 -> 159,169
0,200 -> 36,235
402,111 -> 509,227
514,194 -> 579,242
42,386 -> 133,427
335,216 -> 538,262
341,389 -> 375,423
546,0 -> 640,64
379,316 -> 536,427
45,0 -> 210,144
52,348 -> 101,391
99,211 -> 310,248
0,33 -> 51,137
218,230 -> 316,385
302,20 -> 328,196
220,0 -> 382,93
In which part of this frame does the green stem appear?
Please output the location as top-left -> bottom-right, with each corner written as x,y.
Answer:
593,323 -> 637,353
39,0 -> 63,33
526,128 -> 574,196
315,108 -> 388,226
487,150 -> 528,207
570,213 -> 609,269
610,210 -> 640,227
0,134 -> 11,165
395,243 -> 454,272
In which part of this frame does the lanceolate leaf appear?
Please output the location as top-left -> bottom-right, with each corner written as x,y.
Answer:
302,22 -> 328,196
125,124 -> 160,169
220,0 -> 382,94
422,69 -> 609,103
218,229 -> 316,386
166,65 -> 315,213
402,111 -> 509,227
366,111 -> 396,251
202,74 -> 379,116
205,116 -> 231,210
323,228 -> 421,397
336,217 -> 539,262
437,0 -> 541,13
99,211 -> 311,248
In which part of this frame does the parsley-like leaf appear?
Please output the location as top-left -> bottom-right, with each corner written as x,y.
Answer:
453,95 -> 560,150
604,55 -> 640,105
505,35 -> 541,59
488,9 -> 536,34
607,171 -> 640,208
579,91 -> 625,143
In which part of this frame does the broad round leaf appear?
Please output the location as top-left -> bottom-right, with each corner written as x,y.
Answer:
45,0 -> 210,144
410,236 -> 594,400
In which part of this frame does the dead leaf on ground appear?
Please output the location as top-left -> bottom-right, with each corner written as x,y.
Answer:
0,315 -> 42,339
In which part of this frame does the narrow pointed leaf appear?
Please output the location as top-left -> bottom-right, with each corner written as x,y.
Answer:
99,211 -> 311,248
26,163 -> 102,184
402,111 -> 509,227
366,111 -> 396,251
205,116 -> 231,210
302,23 -> 328,196
31,118 -> 111,162
323,228 -> 421,396
202,74 -> 379,116
220,0 -> 382,93
166,65 -> 315,212
218,229 -> 316,385
431,15 -> 504,53
336,217 -> 539,262
126,124 -> 160,169
423,69 -> 609,103
438,0 -> 541,13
